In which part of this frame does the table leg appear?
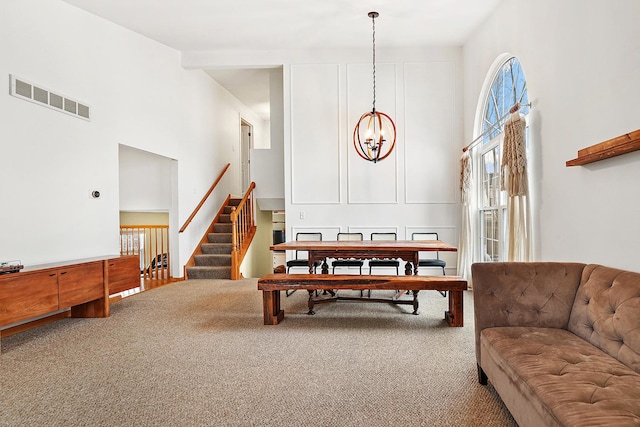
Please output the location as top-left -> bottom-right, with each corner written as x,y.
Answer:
262,290 -> 284,325
445,290 -> 464,327
412,290 -> 419,315
321,260 -> 329,275
307,290 -> 316,315
404,262 -> 413,275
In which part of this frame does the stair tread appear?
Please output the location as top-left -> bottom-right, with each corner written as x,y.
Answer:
186,265 -> 231,280
186,197 -> 243,280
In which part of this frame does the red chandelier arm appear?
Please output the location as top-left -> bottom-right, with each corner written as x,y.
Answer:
353,112 -> 374,161
374,111 -> 396,162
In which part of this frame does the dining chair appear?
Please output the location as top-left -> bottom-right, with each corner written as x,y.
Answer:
368,232 -> 400,275
331,232 -> 364,274
412,232 -> 447,296
285,232 -> 322,296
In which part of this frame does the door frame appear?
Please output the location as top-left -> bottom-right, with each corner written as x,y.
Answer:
240,118 -> 253,192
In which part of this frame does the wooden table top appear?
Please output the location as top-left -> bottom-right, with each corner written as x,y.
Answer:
270,240 -> 457,252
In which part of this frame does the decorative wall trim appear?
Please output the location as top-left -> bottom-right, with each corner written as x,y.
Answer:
346,62 -> 399,204
402,62 -> 457,204
289,64 -> 341,204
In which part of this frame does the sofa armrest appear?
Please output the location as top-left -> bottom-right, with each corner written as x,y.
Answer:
471,262 -> 585,365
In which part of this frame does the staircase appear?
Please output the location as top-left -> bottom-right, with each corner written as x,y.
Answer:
185,198 -> 240,279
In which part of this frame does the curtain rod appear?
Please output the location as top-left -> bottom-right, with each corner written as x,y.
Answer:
462,102 -> 531,153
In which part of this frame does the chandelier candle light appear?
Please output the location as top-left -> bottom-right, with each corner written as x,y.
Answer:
353,11 -> 397,163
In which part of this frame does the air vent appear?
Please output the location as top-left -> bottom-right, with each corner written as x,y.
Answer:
15,80 -> 32,98
9,74 -> 91,121
50,93 -> 63,109
33,86 -> 48,104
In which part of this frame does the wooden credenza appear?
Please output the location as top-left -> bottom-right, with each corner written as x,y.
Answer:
0,255 -> 139,329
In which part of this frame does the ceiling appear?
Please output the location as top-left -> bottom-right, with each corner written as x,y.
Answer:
60,0 -> 502,120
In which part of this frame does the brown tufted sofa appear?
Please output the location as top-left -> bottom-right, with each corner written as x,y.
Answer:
472,262 -> 640,426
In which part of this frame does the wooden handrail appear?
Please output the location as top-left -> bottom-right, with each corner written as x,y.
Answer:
179,163 -> 231,233
230,182 -> 257,280
229,182 -> 256,223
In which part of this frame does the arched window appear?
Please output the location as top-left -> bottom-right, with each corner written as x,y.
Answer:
477,57 -> 529,262
481,57 -> 529,144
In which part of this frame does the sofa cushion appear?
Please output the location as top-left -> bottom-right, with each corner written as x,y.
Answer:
482,326 -> 640,426
569,264 -> 640,374
472,262 -> 585,364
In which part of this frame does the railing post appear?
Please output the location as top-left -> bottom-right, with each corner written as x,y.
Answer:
230,206 -> 239,280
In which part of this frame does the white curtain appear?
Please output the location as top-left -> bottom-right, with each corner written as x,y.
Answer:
501,113 -> 531,261
457,150 -> 473,285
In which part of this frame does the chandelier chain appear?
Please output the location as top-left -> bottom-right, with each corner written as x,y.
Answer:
372,13 -> 376,113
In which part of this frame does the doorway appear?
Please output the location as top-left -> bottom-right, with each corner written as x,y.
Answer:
118,145 -> 180,280
240,119 -> 252,192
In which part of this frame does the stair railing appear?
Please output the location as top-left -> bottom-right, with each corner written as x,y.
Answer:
179,163 -> 231,233
120,225 -> 170,280
229,182 -> 257,280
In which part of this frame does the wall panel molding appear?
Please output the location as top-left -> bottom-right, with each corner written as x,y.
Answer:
290,64 -> 341,204
346,62 -> 399,204
404,62 -> 457,204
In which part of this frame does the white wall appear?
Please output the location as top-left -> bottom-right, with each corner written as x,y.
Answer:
0,0 -> 263,270
119,145 -> 172,212
463,0 -> 640,270
250,68 -> 285,200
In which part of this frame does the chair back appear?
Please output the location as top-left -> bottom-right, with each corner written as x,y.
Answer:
370,232 -> 397,241
295,232 -> 322,259
412,232 -> 441,260
337,232 -> 363,241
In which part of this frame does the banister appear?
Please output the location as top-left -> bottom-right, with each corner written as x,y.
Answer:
179,163 -> 231,233
229,182 -> 256,221
230,182 -> 257,280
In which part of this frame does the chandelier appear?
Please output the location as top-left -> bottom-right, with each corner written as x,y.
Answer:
353,11 -> 397,163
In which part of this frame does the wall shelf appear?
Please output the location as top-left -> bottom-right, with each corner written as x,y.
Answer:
566,129 -> 640,166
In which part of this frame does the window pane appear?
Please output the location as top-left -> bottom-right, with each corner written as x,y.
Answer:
501,207 -> 507,261
482,57 -> 529,145
480,210 -> 499,262
481,147 -> 500,208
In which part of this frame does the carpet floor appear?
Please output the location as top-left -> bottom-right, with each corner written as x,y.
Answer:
1,278 -> 516,426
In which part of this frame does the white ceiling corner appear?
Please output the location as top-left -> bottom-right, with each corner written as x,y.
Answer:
60,0 -> 502,120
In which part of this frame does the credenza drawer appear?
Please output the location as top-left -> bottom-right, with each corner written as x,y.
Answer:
0,271 -> 59,326
58,262 -> 104,309
107,255 -> 140,294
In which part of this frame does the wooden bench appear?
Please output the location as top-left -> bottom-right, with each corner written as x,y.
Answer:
257,274 -> 468,327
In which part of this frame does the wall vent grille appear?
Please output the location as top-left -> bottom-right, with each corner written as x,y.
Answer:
9,74 -> 91,121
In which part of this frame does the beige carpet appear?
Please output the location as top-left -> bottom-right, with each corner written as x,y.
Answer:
1,279 -> 516,427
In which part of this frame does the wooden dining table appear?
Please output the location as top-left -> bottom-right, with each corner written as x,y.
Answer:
270,239 -> 457,275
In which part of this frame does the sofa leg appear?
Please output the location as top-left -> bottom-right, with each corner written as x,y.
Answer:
478,364 -> 488,385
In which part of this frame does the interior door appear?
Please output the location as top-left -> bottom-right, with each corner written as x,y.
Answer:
241,120 -> 252,191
